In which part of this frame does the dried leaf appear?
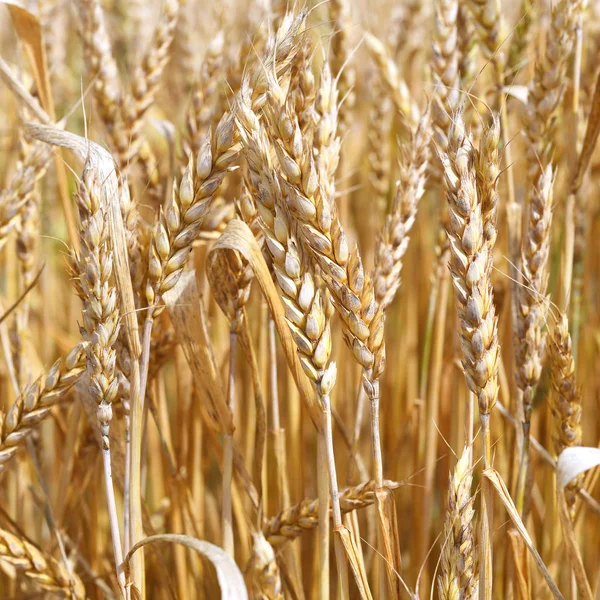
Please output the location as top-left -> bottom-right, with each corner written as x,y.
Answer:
483,468 -> 564,599
557,447 -> 600,489
3,0 -> 54,118
336,527 -> 373,600
124,534 -> 248,600
557,491 -> 593,600
507,529 -> 530,600
210,219 -> 323,431
163,271 -> 233,435
375,488 -> 401,600
572,68 -> 600,194
503,85 -> 529,105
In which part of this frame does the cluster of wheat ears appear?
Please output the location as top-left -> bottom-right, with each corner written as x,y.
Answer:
0,0 -> 599,597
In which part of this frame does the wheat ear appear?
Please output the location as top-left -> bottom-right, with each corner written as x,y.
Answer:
431,0 -> 461,155
437,446 -> 478,600
186,30 -> 225,157
0,343 -> 86,473
364,32 -> 418,124
0,141 -> 52,250
264,479 -> 401,547
523,0 -> 584,185
548,312 -> 583,509
373,113 -> 430,310
73,166 -> 125,593
514,166 -> 554,509
328,0 -> 355,136
0,528 -> 85,599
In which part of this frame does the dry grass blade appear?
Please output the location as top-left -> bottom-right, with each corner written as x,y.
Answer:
483,468 -> 564,599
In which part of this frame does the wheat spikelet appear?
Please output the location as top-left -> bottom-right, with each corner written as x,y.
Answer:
0,343 -> 86,472
0,528 -> 85,599
442,112 -> 499,418
515,166 -> 554,422
250,533 -> 284,600
437,446 -> 478,600
372,113 -> 430,310
264,479 -> 400,546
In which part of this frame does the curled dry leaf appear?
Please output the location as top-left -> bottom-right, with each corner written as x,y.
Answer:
123,534 -> 247,600
557,446 -> 600,489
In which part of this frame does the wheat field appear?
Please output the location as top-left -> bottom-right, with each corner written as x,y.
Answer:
0,0 -> 599,598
